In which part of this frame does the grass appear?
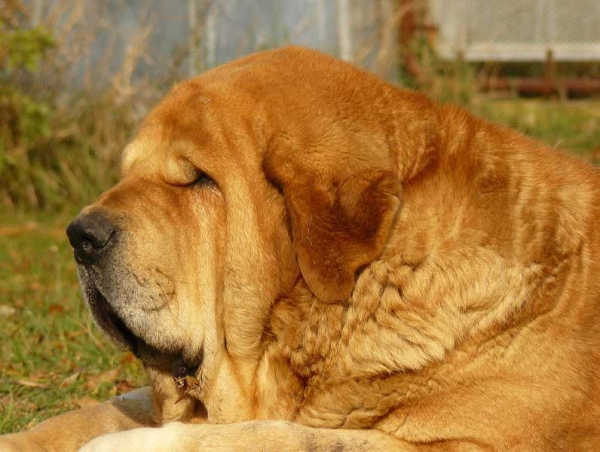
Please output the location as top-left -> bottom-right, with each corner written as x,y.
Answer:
475,99 -> 600,161
0,213 -> 146,434
0,97 -> 598,435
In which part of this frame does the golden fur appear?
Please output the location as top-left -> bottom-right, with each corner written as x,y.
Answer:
1,47 -> 599,451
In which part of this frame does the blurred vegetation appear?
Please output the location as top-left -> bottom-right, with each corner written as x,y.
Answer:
477,100 -> 599,159
0,24 -> 122,212
0,6 -> 148,214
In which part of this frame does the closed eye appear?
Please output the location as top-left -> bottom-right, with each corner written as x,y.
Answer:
191,171 -> 217,189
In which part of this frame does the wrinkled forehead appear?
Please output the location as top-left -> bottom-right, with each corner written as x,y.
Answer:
120,121 -> 260,189
121,137 -> 153,173
119,133 -> 205,186
118,78 -> 267,184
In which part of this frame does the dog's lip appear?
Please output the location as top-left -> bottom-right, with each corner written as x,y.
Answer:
83,278 -> 139,353
80,272 -> 205,374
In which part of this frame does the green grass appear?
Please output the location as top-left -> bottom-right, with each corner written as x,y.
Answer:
476,99 -> 600,161
0,214 -> 146,434
0,98 -> 598,435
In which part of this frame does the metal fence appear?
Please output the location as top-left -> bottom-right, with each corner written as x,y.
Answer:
430,0 -> 600,61
23,0 -> 401,89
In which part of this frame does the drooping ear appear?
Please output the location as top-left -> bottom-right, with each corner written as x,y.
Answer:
263,144 -> 401,303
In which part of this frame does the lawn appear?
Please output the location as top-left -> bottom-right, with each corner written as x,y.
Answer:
0,98 -> 598,435
476,99 -> 600,161
0,214 -> 146,434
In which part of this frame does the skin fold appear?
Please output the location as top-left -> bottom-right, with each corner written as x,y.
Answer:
1,47 -> 599,451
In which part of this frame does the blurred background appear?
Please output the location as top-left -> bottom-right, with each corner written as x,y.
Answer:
1,0 -> 599,433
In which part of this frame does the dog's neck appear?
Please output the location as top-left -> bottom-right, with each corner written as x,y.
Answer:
266,253 -> 459,379
261,263 -> 451,427
259,106 -> 570,426
262,258 -> 545,428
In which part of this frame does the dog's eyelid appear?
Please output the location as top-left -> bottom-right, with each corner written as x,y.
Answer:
178,154 -> 219,187
190,171 -> 216,188
163,156 -> 216,188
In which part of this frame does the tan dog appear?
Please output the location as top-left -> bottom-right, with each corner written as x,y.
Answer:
1,46 -> 599,451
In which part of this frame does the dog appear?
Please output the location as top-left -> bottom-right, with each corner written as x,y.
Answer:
1,46 -> 599,451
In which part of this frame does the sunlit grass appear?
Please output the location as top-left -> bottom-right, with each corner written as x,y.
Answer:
476,99 -> 600,161
0,217 -> 146,434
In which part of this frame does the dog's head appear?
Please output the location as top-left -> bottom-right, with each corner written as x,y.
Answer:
66,47 -> 402,421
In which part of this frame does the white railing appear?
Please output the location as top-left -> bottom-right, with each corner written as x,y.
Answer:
430,0 -> 600,61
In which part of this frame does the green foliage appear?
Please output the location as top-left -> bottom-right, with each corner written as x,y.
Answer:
0,89 -> 52,147
0,25 -> 125,212
476,99 -> 600,162
0,27 -> 58,209
0,27 -> 55,147
0,26 -> 55,72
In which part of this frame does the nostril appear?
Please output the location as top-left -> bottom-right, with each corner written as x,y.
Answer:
80,228 -> 114,250
66,212 -> 116,264
81,239 -> 94,253
80,234 -> 106,252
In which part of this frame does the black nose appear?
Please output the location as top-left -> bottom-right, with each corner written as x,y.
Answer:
66,212 -> 116,266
